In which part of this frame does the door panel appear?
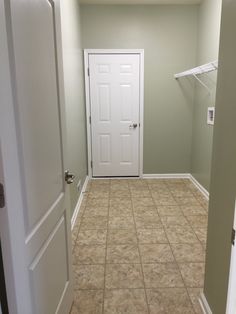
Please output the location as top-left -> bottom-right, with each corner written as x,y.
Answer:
89,54 -> 140,177
1,0 -> 73,313
29,216 -> 68,314
11,0 -> 64,230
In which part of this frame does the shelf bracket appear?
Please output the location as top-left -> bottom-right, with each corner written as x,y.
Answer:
193,74 -> 211,94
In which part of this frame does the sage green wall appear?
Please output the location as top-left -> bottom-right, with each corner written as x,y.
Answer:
60,0 -> 87,216
204,1 -> 236,312
191,0 -> 222,190
80,5 -> 198,174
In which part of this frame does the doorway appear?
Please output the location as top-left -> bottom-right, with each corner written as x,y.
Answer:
84,50 -> 144,178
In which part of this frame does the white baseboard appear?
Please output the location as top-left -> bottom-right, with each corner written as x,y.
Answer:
71,175 -> 89,230
189,174 -> 209,200
199,292 -> 212,314
143,173 -> 191,179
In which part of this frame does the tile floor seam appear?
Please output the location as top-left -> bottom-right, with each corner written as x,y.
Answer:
130,189 -> 151,314
102,179 -> 111,314
168,181 -> 207,253
164,180 -> 202,314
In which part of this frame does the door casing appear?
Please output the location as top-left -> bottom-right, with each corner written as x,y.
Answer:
84,49 -> 144,178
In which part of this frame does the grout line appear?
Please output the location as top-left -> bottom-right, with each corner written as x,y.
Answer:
130,180 -> 151,314
166,179 -> 204,313
101,179 -> 111,314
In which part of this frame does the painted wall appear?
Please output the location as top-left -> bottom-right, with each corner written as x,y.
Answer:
80,5 -> 198,174
204,1 -> 236,312
60,0 -> 87,215
190,0 -> 222,190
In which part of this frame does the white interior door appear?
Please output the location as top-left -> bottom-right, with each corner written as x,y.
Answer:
89,53 -> 141,177
226,202 -> 236,314
0,0 -> 73,313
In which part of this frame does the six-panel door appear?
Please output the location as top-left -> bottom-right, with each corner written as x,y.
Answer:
89,54 -> 140,177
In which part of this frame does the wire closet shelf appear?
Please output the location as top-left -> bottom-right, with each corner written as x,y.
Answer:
174,60 -> 218,93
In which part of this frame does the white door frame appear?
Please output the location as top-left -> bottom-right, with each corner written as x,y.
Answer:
84,49 -> 144,178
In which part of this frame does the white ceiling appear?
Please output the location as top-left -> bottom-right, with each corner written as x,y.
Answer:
80,0 -> 202,5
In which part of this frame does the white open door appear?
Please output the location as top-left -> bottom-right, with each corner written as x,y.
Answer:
0,0 -> 73,313
226,202 -> 236,314
88,52 -> 142,177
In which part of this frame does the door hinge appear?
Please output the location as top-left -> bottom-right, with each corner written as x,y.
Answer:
91,161 -> 93,168
87,67 -> 90,76
232,228 -> 235,246
89,116 -> 91,124
0,183 -> 5,208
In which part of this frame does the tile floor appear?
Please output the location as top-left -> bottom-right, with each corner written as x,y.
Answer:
70,178 -> 208,314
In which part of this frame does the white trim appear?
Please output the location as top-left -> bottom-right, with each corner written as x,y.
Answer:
71,176 -> 89,230
189,174 -> 209,200
143,173 -> 191,179
199,292 -> 213,314
84,49 -> 144,178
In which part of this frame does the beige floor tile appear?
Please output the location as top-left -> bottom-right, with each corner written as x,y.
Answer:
105,263 -> 144,288
165,226 -> 199,244
108,216 -> 135,229
132,197 -> 155,207
135,214 -> 162,229
72,178 -> 208,312
110,190 -> 131,198
153,196 -> 178,206
133,206 -> 157,216
175,197 -> 200,206
83,206 -> 108,217
80,217 -> 108,230
148,183 -> 169,190
186,215 -> 208,228
72,232 -> 77,251
109,198 -> 132,208
137,229 -> 168,244
170,189 -> 194,198
151,191 -> 172,198
74,264 -> 105,289
76,229 -> 107,245
194,228 -> 207,244
104,289 -> 148,314
110,179 -> 129,186
88,191 -> 110,199
171,243 -> 205,262
73,244 -> 106,264
143,263 -> 184,288
89,185 -> 109,192
146,288 -> 194,314
109,205 -> 133,217
161,215 -> 189,227
71,290 -> 104,314
139,244 -> 175,263
128,179 -> 148,187
110,184 -> 129,191
106,244 -> 140,263
107,229 -> 137,244
86,198 -> 109,207
187,287 -> 203,314
181,205 -> 207,216
179,263 -> 205,287
157,205 -> 182,216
